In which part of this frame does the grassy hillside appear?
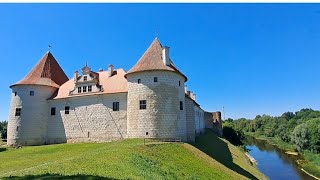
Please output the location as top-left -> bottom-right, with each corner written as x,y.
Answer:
0,131 -> 266,179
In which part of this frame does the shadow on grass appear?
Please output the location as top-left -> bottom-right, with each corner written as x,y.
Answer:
2,173 -> 118,180
192,129 -> 258,180
0,148 -> 6,152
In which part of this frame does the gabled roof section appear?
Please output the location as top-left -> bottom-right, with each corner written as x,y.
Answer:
126,38 -> 187,81
11,51 -> 69,88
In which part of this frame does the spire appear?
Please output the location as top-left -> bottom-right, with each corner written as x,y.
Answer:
11,51 -> 69,88
126,38 -> 187,81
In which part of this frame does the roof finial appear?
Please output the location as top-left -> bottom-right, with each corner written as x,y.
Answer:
155,28 -> 158,39
85,61 -> 88,67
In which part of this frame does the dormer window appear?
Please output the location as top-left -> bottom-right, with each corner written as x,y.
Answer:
78,87 -> 82,93
84,76 -> 87,81
83,86 -> 87,93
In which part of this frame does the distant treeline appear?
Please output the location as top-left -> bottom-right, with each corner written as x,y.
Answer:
224,108 -> 320,153
0,121 -> 7,140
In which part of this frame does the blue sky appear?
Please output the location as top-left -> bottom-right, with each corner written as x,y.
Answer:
0,3 -> 320,120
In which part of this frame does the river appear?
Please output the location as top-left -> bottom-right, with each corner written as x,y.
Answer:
244,136 -> 314,180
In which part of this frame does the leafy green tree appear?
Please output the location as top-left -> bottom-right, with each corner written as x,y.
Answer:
0,121 -> 8,140
281,112 -> 295,120
291,118 -> 320,153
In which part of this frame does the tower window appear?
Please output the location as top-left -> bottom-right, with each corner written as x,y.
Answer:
88,85 -> 92,92
140,100 -> 147,110
51,107 -> 56,116
78,87 -> 82,93
84,76 -> 87,81
180,101 -> 183,110
14,92 -> 17,96
138,79 -> 141,84
65,106 -> 70,114
179,81 -> 181,86
30,91 -> 34,96
154,77 -> 158,82
15,108 -> 21,116
113,102 -> 119,111
83,86 -> 87,93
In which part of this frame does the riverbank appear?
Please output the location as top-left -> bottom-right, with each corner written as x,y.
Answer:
245,133 -> 320,179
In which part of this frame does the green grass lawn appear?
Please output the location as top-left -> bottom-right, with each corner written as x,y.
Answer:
0,131 -> 266,179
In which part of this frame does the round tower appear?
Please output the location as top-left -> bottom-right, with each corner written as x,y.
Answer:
126,38 -> 188,141
7,52 -> 68,146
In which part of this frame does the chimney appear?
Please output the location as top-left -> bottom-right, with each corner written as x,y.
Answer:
162,46 -> 170,66
184,85 -> 188,94
74,71 -> 79,82
108,64 -> 114,77
99,68 -> 103,72
193,93 -> 197,101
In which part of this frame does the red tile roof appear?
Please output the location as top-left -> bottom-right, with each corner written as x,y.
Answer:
51,68 -> 128,99
11,51 -> 69,88
125,38 -> 187,81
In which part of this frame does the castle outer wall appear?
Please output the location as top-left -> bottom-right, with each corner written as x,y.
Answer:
48,93 -> 127,143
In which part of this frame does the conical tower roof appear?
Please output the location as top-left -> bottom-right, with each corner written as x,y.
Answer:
11,51 -> 69,88
126,38 -> 187,81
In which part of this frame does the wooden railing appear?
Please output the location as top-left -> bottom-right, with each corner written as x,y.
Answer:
143,138 -> 182,145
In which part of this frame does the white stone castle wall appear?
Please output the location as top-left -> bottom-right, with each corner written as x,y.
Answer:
194,105 -> 205,135
185,97 -> 196,142
127,71 -> 187,141
7,85 -> 57,146
48,93 -> 127,143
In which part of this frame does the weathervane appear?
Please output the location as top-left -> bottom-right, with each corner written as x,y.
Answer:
48,44 -> 52,51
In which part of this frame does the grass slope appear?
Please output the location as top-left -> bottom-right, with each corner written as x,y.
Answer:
0,131 -> 266,179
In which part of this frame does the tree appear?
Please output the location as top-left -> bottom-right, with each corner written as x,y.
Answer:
291,118 -> 320,153
281,112 -> 295,120
0,121 -> 8,140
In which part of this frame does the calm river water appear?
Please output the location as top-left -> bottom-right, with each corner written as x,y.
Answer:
244,137 -> 314,180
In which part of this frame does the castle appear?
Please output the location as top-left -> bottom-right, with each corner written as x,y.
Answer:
7,38 -> 222,146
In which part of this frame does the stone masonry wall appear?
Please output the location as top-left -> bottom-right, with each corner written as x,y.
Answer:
204,111 -> 223,137
48,93 -> 127,143
185,97 -> 195,142
127,71 -> 187,141
7,85 -> 57,146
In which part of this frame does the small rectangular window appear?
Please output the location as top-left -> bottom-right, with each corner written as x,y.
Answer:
88,85 -> 92,92
179,81 -> 181,86
15,108 -> 21,116
65,106 -> 70,114
84,76 -> 87,81
30,91 -> 34,96
16,126 -> 19,131
138,79 -> 141,84
113,102 -> 119,111
51,107 -> 56,116
14,92 -> 17,96
78,87 -> 82,93
83,86 -> 87,93
140,100 -> 147,110
154,77 -> 158,82
180,101 -> 183,110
